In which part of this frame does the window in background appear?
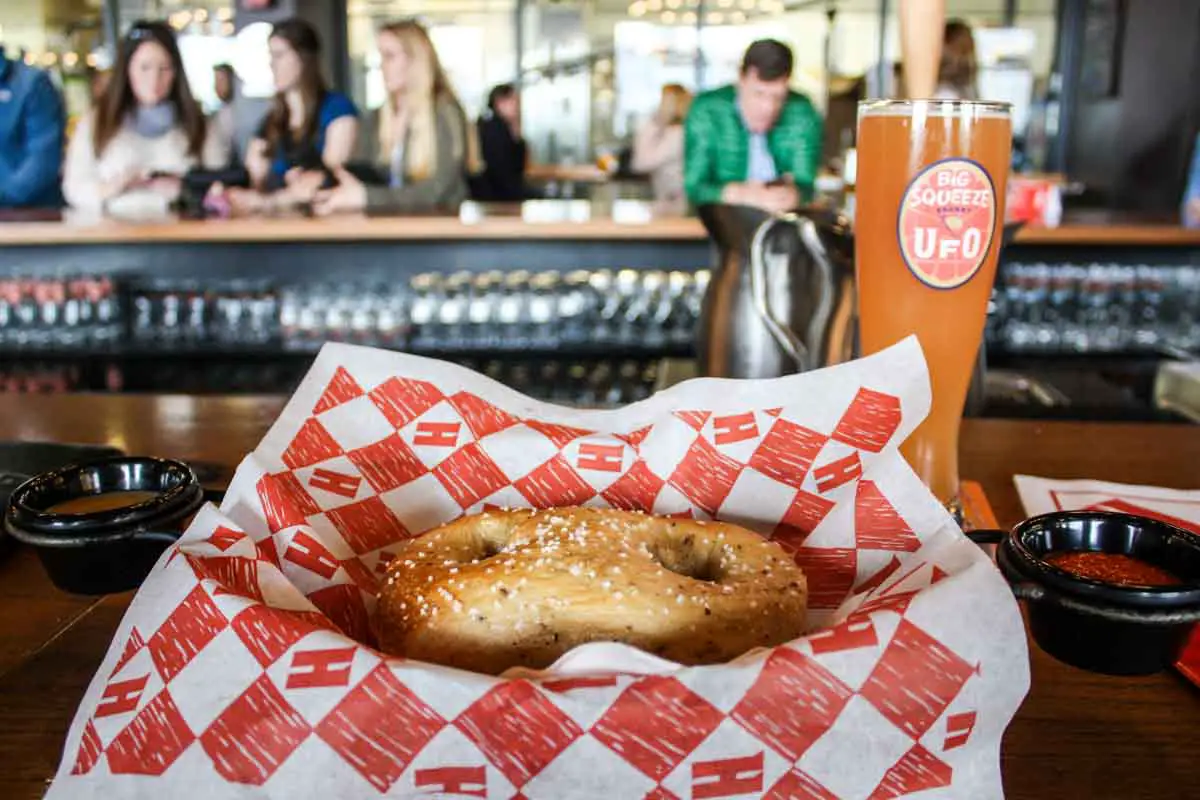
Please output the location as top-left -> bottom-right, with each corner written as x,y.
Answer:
613,21 -> 695,140
179,35 -> 238,112
522,71 -> 592,165
230,20 -> 274,99
520,3 -> 591,165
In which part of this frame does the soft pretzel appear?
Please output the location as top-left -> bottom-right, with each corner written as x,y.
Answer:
374,507 -> 807,675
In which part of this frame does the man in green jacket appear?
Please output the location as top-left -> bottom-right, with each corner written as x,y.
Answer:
684,39 -> 823,213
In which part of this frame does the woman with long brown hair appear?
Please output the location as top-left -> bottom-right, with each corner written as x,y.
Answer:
229,18 -> 358,211
63,20 -> 228,212
313,19 -> 479,215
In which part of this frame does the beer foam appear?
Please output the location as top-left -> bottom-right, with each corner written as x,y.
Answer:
858,100 -> 1011,120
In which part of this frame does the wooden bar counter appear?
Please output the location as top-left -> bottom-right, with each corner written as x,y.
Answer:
0,203 -> 1195,293
0,202 -> 1198,246
0,395 -> 1196,799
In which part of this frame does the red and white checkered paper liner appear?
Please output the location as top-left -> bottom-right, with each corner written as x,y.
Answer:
48,337 -> 1029,800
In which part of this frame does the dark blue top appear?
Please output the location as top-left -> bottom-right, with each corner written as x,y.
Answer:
261,91 -> 358,181
0,48 -> 65,208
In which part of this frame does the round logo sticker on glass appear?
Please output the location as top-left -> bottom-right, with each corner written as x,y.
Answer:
897,158 -> 997,290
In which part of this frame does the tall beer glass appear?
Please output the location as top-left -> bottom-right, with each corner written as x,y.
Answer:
856,100 -> 1012,509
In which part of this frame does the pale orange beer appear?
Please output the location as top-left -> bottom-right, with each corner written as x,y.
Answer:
856,100 -> 1012,506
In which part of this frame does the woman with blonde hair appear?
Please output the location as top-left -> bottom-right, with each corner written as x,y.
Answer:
632,83 -> 691,212
314,19 -> 479,214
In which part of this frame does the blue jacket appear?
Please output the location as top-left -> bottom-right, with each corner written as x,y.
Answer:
1184,133 -> 1200,229
0,48 -> 65,208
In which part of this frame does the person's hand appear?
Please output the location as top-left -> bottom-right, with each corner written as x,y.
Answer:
283,167 -> 327,204
721,180 -> 798,214
203,182 -> 233,218
102,165 -> 149,201
720,181 -> 763,207
761,181 -> 800,214
145,174 -> 183,200
208,184 -> 267,217
312,167 -> 367,216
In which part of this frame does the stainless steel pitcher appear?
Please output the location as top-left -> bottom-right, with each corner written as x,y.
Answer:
696,203 -> 856,379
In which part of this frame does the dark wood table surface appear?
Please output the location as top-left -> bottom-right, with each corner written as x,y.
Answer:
0,395 -> 1196,799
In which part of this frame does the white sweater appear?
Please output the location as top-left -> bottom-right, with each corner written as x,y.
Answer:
632,120 -> 685,206
63,110 -> 230,211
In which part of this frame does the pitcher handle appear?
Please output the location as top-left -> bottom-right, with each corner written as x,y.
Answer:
797,215 -> 837,365
748,213 -> 836,373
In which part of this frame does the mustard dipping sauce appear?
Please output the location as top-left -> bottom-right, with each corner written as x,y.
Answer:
45,490 -> 161,515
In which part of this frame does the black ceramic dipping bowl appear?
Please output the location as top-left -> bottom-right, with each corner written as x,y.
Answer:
4,457 -> 205,595
994,511 -> 1200,676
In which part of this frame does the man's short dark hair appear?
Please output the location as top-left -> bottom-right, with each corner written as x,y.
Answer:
741,39 -> 793,81
214,63 -> 234,78
488,83 -> 517,112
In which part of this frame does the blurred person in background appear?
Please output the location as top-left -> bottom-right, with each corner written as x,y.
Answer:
0,44 -> 65,208
934,20 -> 978,100
1183,131 -> 1200,229
210,63 -> 237,164
222,19 -> 358,213
632,83 -> 691,214
684,39 -> 822,213
471,83 -> 527,202
63,21 -> 228,213
313,19 -> 478,215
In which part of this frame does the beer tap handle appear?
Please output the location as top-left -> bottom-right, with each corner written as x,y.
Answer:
898,0 -> 946,99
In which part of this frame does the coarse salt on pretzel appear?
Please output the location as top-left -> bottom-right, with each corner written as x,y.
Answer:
374,507 -> 807,675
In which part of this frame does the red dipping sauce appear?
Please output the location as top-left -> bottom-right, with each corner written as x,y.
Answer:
1044,551 -> 1182,587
